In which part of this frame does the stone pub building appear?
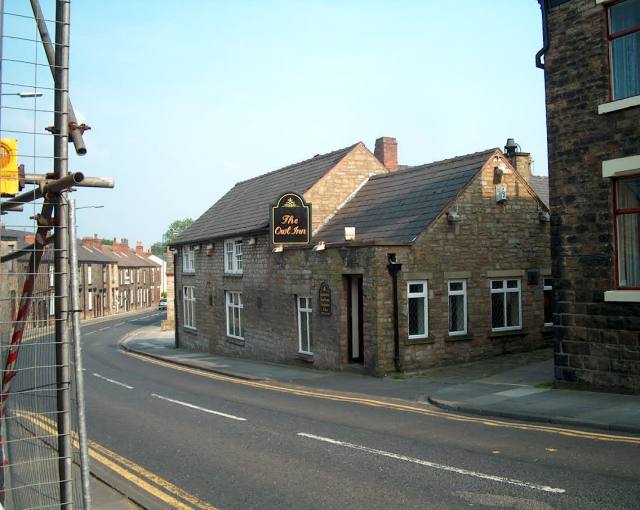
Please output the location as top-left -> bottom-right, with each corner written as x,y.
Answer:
172,137 -> 551,374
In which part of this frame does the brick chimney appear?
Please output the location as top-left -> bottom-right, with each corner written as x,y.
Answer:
503,138 -> 532,180
92,233 -> 102,250
135,241 -> 144,256
24,234 -> 35,244
112,238 -> 130,254
374,137 -> 398,171
81,236 -> 93,248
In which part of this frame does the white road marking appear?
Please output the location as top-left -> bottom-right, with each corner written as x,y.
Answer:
84,331 -> 97,336
151,393 -> 246,422
297,433 -> 566,494
92,373 -> 134,389
113,322 -> 126,327
98,326 -> 111,331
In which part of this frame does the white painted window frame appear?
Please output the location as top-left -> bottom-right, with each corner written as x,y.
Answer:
490,279 -> 522,332
407,280 -> 429,339
183,285 -> 196,329
224,238 -> 243,274
297,296 -> 313,354
182,246 -> 195,273
225,291 -> 244,339
447,279 -> 468,336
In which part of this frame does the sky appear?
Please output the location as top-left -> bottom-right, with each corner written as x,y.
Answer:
1,1 -> 548,248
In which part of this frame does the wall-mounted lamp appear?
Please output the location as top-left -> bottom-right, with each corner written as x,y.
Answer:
312,241 -> 326,252
272,245 -> 283,253
248,237 -> 256,245
192,244 -> 201,252
206,243 -> 214,256
447,211 -> 463,223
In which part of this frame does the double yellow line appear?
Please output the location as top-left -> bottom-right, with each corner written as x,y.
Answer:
125,350 -> 640,445
16,411 -> 218,510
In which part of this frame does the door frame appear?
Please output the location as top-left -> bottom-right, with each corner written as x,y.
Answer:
347,275 -> 364,363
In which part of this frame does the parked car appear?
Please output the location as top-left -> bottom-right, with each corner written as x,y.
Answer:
158,298 -> 167,311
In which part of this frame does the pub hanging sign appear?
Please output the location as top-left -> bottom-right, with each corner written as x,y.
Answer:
271,192 -> 312,246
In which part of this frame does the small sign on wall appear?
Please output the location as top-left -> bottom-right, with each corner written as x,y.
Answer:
319,282 -> 331,316
496,185 -> 507,204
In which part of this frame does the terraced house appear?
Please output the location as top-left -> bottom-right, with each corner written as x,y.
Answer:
172,137 -> 551,374
538,0 -> 640,392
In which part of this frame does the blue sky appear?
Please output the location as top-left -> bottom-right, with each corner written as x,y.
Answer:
2,1 -> 547,248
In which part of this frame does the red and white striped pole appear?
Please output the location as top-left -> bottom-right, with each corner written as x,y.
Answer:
0,209 -> 53,503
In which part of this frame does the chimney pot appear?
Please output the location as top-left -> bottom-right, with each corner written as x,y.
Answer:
374,137 -> 398,171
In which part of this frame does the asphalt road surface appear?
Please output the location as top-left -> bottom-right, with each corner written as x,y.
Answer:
71,311 -> 640,509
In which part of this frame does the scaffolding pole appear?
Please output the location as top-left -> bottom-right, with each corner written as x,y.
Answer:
53,0 -> 73,507
68,200 -> 91,509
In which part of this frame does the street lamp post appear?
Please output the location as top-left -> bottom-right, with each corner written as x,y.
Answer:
0,92 -> 43,97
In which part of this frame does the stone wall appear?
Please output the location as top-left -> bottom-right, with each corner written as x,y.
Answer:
544,0 -> 640,392
305,144 -> 387,233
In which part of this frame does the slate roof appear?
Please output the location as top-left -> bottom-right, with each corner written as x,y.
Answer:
175,143 -> 360,244
528,175 -> 549,208
315,149 -> 499,244
102,245 -> 159,268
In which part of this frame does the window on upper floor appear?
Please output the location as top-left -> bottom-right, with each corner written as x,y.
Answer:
87,266 -> 92,285
407,281 -> 428,339
608,0 -> 640,101
614,176 -> 640,288
182,246 -> 195,273
103,266 -> 107,283
490,279 -> 522,332
224,239 -> 243,274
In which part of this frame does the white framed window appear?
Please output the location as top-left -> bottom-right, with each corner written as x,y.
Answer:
224,239 -> 243,274
125,269 -> 130,284
607,0 -> 640,102
183,286 -> 196,329
87,291 -> 93,311
407,281 -> 428,339
143,270 -> 146,284
225,291 -> 244,339
448,280 -> 467,335
49,265 -> 54,287
87,266 -> 92,284
49,291 -> 55,316
182,246 -> 195,273
297,297 -> 312,354
102,266 -> 107,283
490,279 -> 522,331
544,278 -> 553,327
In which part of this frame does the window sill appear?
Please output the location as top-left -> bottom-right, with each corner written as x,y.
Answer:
182,271 -> 196,276
223,273 -> 243,278
227,336 -> 245,346
445,333 -> 473,343
601,155 -> 640,178
183,326 -> 197,333
296,352 -> 314,363
604,290 -> 640,303
598,94 -> 640,115
489,328 -> 526,339
405,336 -> 435,345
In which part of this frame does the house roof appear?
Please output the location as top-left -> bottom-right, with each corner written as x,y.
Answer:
315,149 -> 499,244
175,143 -> 360,244
528,175 -> 549,208
102,245 -> 160,268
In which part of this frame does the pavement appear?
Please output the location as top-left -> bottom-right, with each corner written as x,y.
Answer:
120,325 -> 640,436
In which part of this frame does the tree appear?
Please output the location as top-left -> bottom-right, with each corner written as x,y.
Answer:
150,242 -> 164,257
151,218 -> 194,255
101,239 -> 113,246
164,218 -> 194,245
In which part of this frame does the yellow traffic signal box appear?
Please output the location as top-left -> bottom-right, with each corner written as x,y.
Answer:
0,138 -> 19,196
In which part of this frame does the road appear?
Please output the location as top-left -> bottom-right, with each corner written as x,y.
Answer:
69,311 -> 640,508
